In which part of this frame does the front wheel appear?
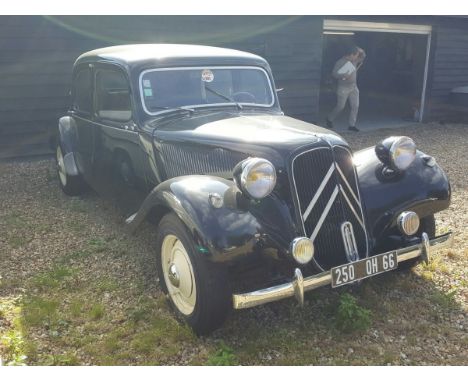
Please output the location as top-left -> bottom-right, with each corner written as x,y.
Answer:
156,213 -> 231,335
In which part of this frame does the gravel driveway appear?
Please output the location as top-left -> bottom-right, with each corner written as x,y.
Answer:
0,122 -> 466,365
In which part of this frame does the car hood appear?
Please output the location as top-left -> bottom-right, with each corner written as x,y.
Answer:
150,111 -> 349,179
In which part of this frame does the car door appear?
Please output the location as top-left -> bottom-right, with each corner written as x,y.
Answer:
91,63 -> 146,213
70,63 -> 95,182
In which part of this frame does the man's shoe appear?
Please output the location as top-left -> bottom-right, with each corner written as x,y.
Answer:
348,126 -> 360,132
326,119 -> 334,129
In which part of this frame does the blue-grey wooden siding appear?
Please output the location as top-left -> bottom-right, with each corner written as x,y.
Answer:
427,21 -> 468,121
0,15 -> 323,157
1,15 -> 468,158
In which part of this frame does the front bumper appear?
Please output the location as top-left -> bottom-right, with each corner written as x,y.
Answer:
232,232 -> 453,309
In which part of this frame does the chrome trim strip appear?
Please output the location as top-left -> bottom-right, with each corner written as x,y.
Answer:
336,163 -> 360,206
339,184 -> 365,229
302,163 -> 335,221
232,232 -> 453,309
310,185 -> 339,242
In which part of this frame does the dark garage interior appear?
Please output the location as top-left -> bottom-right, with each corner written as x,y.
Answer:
319,31 -> 429,130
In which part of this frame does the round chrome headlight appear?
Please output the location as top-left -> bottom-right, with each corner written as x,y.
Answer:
375,136 -> 417,171
233,158 -> 277,199
290,237 -> 315,264
390,136 -> 417,170
397,211 -> 420,236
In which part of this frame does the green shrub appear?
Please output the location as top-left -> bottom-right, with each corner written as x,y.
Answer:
335,293 -> 372,333
206,342 -> 238,366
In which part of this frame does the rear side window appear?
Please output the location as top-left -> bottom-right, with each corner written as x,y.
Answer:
73,67 -> 92,114
95,69 -> 132,122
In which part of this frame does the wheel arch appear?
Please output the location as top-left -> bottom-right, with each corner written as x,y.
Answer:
126,175 -> 264,262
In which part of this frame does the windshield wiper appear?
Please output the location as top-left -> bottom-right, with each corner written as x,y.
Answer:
150,106 -> 195,115
204,84 -> 243,110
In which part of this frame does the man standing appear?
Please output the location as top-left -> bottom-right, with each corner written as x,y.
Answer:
326,45 -> 365,132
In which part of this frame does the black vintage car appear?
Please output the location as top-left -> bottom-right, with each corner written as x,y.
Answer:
55,44 -> 452,334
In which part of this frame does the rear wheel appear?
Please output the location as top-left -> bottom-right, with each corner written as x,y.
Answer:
398,214 -> 436,270
56,144 -> 86,196
155,213 -> 231,335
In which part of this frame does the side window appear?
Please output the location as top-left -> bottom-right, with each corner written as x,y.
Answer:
95,69 -> 132,122
73,67 -> 92,114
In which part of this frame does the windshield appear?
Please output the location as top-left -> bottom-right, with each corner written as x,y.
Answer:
139,66 -> 275,115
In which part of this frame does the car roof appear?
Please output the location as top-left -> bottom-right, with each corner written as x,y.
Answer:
74,44 -> 270,73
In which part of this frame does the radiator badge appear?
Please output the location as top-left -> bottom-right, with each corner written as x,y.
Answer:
341,221 -> 359,262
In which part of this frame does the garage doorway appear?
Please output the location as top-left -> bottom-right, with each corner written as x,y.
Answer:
319,20 -> 432,131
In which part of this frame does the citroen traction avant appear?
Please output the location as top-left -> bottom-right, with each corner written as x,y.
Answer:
55,44 -> 452,334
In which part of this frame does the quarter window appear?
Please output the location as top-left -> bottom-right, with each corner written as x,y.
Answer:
95,69 -> 132,122
73,67 -> 92,114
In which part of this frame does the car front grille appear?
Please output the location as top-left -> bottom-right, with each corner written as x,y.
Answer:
291,146 -> 368,270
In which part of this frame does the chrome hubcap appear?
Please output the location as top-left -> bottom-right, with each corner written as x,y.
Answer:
56,146 -> 67,186
161,235 -> 196,315
168,263 -> 180,287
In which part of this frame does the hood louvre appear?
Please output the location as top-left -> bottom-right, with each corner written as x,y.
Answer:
160,143 -> 247,179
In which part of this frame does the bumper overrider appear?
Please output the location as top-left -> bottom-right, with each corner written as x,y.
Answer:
232,232 -> 453,309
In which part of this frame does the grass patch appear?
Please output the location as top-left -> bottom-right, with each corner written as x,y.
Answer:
0,329 -> 27,366
88,238 -> 111,253
96,278 -> 119,293
335,293 -> 372,333
89,303 -> 105,320
7,234 -> 30,249
21,297 -> 59,328
429,289 -> 458,310
206,342 -> 238,366
32,266 -> 75,289
68,198 -> 88,213
60,250 -> 92,263
43,352 -> 80,366
0,299 -> 28,366
102,328 -> 129,353
66,219 -> 87,232
419,256 -> 449,275
3,213 -> 29,229
127,296 -> 161,324
69,299 -> 85,318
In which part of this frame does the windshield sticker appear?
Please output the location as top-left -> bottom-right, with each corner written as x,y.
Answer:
143,79 -> 151,87
201,69 -> 214,83
144,88 -> 153,97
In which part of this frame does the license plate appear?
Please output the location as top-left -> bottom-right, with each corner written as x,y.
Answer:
331,251 -> 398,288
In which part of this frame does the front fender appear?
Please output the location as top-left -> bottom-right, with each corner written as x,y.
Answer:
58,116 -> 79,176
354,147 -> 451,245
126,175 -> 298,263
